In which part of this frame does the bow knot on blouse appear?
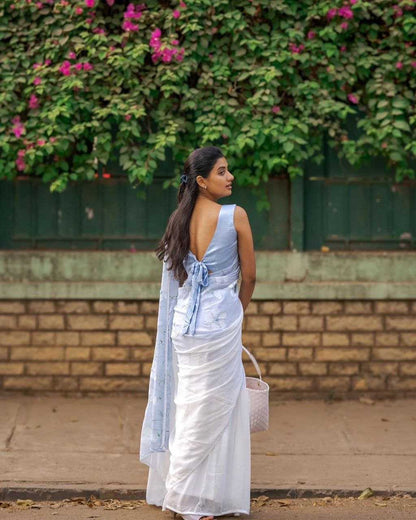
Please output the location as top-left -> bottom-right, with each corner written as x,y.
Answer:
182,260 -> 210,335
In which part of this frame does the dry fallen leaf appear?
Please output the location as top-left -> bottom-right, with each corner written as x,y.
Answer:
359,397 -> 375,405
358,487 -> 374,499
374,501 -> 388,507
276,500 -> 290,507
253,495 -> 270,507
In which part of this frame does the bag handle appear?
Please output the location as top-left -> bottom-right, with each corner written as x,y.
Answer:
242,345 -> 262,381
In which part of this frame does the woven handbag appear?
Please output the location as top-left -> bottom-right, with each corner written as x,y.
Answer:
242,345 -> 269,433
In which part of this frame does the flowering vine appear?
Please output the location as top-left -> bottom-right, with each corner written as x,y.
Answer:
0,0 -> 415,193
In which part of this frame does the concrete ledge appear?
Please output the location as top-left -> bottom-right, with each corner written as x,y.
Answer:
1,251 -> 416,300
1,485 -> 415,501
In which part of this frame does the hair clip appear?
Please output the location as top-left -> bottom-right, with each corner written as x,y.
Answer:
180,174 -> 188,184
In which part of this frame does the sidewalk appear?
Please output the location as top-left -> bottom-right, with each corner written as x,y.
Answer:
1,394 -> 415,500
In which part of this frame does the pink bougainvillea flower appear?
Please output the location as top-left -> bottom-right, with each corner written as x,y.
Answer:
347,93 -> 358,104
272,105 -> 281,114
61,0 -> 69,6
33,62 -> 42,69
83,62 -> 93,70
75,6 -> 83,14
150,29 -> 162,50
33,76 -> 42,85
152,27 -> 161,38
151,52 -> 162,63
124,3 -> 143,19
85,0 -> 94,7
49,137 -> 57,143
340,21 -> 349,30
411,61 -> 416,68
307,30 -> 316,39
16,156 -> 26,171
29,94 -> 40,109
381,142 -> 388,149
106,0 -> 114,5
338,6 -> 353,18
327,8 -> 337,19
37,139 -> 46,146
172,9 -> 180,18
396,61 -> 403,69
175,48 -> 185,62
45,59 -> 52,66
125,114 -> 132,121
74,62 -> 83,70
179,1 -> 186,7
289,43 -> 304,54
68,51 -> 76,60
340,45 -> 347,52
12,117 -> 25,138
122,20 -> 139,31
162,48 -> 175,63
171,39 -> 179,45
350,0 -> 357,3
93,27 -> 106,34
59,60 -> 71,75
393,5 -> 403,17
36,2 -> 43,8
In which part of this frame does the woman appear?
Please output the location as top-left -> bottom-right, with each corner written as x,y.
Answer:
140,146 -> 256,520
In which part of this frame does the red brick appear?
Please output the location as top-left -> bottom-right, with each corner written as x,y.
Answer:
272,316 -> 297,331
259,302 -> 282,314
0,332 -> 30,346
298,316 -> 324,331
312,302 -> 343,314
3,376 -> 52,390
345,302 -> 372,314
376,333 -> 399,346
283,302 -> 310,314
109,315 -> 144,330
375,302 -> 409,314
315,348 -> 370,361
282,333 -> 320,347
299,362 -> 327,376
386,317 -> 416,331
329,363 -> 360,375
327,316 -> 382,331
373,348 -> 416,361
267,377 -> 314,391
322,333 -> 349,347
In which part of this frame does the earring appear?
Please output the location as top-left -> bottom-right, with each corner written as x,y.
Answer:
203,186 -> 207,190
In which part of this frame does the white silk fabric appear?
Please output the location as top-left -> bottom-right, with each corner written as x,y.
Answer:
142,203 -> 251,517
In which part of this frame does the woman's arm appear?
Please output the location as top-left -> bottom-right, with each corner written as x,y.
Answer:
234,205 -> 256,312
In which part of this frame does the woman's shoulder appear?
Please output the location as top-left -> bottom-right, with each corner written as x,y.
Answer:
232,205 -> 249,232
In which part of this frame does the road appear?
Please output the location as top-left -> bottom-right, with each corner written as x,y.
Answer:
0,495 -> 415,519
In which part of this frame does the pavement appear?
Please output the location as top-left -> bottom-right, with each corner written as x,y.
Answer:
1,394 -> 416,501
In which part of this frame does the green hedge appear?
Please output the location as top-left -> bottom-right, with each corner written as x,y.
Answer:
0,0 -> 415,198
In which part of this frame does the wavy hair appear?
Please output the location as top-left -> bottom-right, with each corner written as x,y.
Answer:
155,146 -> 224,286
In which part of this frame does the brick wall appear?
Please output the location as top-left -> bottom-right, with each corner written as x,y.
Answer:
0,299 -> 415,397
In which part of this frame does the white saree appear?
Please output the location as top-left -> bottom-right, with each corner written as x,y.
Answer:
140,203 -> 251,517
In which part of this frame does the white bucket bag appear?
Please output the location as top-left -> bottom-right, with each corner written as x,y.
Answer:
242,345 -> 269,433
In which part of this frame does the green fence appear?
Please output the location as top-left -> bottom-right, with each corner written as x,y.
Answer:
0,175 -> 289,251
1,137 -> 415,251
304,138 -> 416,251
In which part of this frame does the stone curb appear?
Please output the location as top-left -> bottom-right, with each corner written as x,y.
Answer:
1,485 -> 415,501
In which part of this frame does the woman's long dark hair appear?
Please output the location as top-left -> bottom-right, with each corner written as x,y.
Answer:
155,146 -> 224,286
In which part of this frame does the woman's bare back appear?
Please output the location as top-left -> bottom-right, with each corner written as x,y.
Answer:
189,202 -> 222,263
